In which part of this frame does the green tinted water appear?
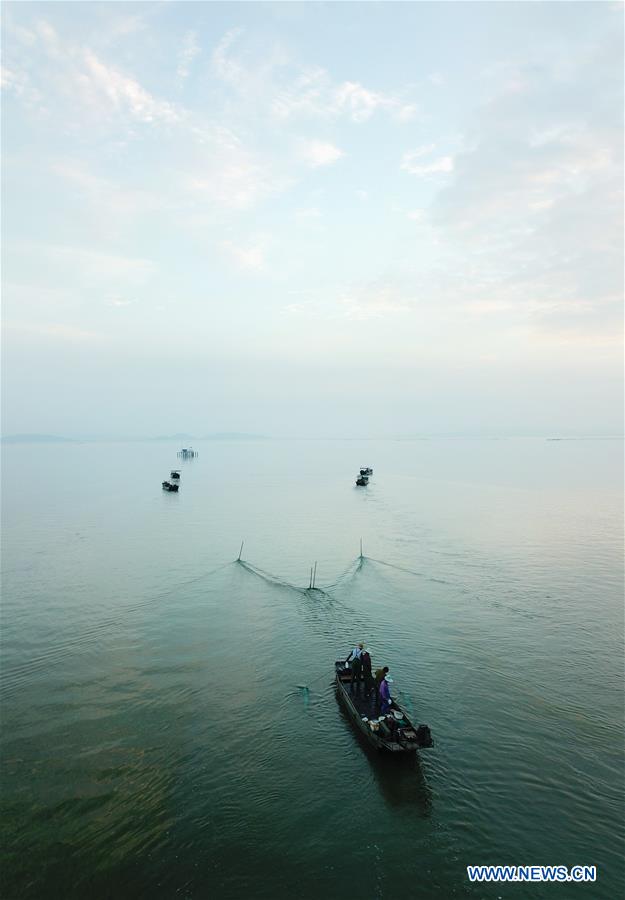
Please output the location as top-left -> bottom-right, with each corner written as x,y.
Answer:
1,438 -> 623,898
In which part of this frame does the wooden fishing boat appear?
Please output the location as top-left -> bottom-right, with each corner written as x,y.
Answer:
335,661 -> 433,753
162,481 -> 179,492
170,470 -> 181,480
356,475 -> 369,486
360,467 -> 373,476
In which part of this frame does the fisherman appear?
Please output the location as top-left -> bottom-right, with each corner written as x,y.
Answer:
345,642 -> 364,691
374,665 -> 389,697
361,647 -> 374,698
378,673 -> 392,715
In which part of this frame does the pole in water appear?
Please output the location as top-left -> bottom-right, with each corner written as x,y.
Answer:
360,538 -> 363,558
312,561 -> 317,589
308,566 -> 313,589
238,541 -> 244,561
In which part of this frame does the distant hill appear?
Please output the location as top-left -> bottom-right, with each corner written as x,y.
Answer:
2,431 -> 270,443
1,433 -> 76,443
200,433 -> 268,441
148,433 -> 268,441
150,433 -> 195,441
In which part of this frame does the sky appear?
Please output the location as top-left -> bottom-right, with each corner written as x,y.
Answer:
2,1 -> 623,437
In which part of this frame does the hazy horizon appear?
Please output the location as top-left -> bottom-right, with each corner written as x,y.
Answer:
2,2 -> 623,438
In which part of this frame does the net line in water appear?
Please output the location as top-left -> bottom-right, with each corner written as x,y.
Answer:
236,552 -> 374,599
1,553 -> 451,699
237,558 -> 335,599
236,553 -> 456,595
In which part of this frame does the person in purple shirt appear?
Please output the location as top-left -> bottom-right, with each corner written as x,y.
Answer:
378,674 -> 392,714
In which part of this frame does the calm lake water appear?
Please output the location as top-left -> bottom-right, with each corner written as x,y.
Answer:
1,437 -> 623,899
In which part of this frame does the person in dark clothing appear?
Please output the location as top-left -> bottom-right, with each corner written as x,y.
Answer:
361,649 -> 374,697
346,642 -> 364,691
374,666 -> 389,693
374,666 -> 389,711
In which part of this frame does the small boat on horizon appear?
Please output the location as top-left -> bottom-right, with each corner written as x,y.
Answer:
170,470 -> 181,480
335,660 -> 433,754
162,481 -> 179,492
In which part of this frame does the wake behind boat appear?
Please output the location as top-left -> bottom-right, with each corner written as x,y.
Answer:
335,661 -> 433,753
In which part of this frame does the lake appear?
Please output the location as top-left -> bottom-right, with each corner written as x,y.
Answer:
1,436 -> 623,898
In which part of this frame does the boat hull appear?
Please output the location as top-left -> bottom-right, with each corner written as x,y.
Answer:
335,662 -> 431,754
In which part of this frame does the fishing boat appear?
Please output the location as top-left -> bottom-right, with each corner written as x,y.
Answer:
170,470 -> 181,480
360,467 -> 373,476
162,481 -> 179,492
334,661 -> 433,753
356,474 -> 369,486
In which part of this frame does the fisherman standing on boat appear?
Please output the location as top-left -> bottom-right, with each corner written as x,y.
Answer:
378,674 -> 392,714
374,666 -> 389,711
361,648 -> 374,697
345,642 -> 364,691
374,666 -> 389,694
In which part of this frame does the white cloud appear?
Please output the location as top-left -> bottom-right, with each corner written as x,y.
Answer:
285,280 -> 411,320
274,70 -> 417,123
401,146 -> 454,177
299,139 -> 344,168
295,206 -> 322,220
210,29 -> 417,124
220,240 -> 266,270
81,49 -> 181,125
176,31 -> 201,85
341,281 -> 411,319
3,18 -> 183,128
211,28 -> 245,87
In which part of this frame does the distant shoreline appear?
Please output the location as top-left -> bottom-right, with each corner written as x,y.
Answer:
2,433 -> 623,444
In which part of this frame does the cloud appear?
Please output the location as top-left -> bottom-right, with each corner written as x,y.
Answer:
51,161 -> 167,219
274,69 -> 417,123
2,18 -> 182,128
80,49 -> 181,125
285,279 -> 411,320
4,20 -> 290,217
211,28 -> 246,87
340,281 -> 411,320
299,139 -> 344,168
295,206 -> 322,221
186,126 -> 292,209
421,39 -> 623,344
401,146 -> 454,176
211,28 -> 416,124
176,31 -> 201,85
220,240 -> 266,270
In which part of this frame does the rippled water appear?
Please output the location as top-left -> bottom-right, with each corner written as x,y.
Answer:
1,438 -> 623,898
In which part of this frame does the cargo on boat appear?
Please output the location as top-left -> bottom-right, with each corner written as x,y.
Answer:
335,660 -> 433,753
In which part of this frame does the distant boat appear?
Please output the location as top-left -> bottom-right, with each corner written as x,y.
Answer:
170,470 -> 181,480
162,481 -> 179,492
356,475 -> 369,486
360,467 -> 373,476
335,661 -> 433,754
